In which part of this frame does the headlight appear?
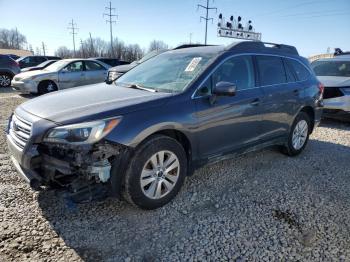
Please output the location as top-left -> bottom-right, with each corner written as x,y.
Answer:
44,118 -> 121,144
108,71 -> 121,81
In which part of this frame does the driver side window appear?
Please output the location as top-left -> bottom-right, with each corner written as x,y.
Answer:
196,55 -> 255,97
63,61 -> 83,72
212,55 -> 255,91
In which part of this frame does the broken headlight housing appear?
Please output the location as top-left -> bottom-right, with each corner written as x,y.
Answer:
44,118 -> 121,144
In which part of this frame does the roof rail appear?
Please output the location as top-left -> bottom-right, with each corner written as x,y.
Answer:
173,44 -> 217,50
226,41 -> 299,55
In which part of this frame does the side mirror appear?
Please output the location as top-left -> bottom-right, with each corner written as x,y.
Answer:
212,81 -> 236,96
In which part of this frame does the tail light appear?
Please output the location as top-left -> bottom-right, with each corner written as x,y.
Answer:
318,82 -> 324,96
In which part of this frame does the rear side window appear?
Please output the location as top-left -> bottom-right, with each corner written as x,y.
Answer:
283,59 -> 296,82
286,59 -> 310,81
256,56 -> 286,86
212,55 -> 255,91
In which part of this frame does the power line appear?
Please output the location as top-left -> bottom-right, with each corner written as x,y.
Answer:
103,1 -> 118,57
67,19 -> 78,57
197,0 -> 217,45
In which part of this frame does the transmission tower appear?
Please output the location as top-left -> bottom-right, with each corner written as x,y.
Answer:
197,0 -> 217,45
103,1 -> 118,57
68,19 -> 78,57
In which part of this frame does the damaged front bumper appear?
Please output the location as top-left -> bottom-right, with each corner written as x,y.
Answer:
7,131 -> 131,201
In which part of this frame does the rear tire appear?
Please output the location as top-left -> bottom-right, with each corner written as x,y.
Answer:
0,72 -> 12,87
123,135 -> 187,209
282,112 -> 311,156
38,80 -> 57,94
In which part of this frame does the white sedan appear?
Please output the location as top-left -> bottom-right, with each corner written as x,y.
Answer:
11,59 -> 111,94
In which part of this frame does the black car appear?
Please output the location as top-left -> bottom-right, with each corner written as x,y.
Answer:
0,55 -> 21,87
6,41 -> 323,209
20,60 -> 59,72
90,57 -> 129,67
16,56 -> 62,69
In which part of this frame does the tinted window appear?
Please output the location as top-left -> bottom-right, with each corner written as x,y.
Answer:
62,61 -> 83,72
283,59 -> 296,82
311,60 -> 350,77
212,55 -> 255,91
257,56 -> 286,86
34,57 -> 47,63
85,61 -> 104,71
287,59 -> 310,81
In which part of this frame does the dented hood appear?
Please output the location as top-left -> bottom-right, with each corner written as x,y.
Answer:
19,83 -> 171,124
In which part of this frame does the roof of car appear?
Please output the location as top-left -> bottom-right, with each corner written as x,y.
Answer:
169,41 -> 299,56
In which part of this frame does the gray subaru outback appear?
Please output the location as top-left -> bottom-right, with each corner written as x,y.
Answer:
6,41 -> 323,209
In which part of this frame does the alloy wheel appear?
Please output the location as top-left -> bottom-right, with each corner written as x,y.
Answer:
140,150 -> 180,199
292,119 -> 308,150
0,74 -> 11,87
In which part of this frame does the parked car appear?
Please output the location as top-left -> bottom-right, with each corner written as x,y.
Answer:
11,59 -> 110,94
106,49 -> 167,83
6,41 -> 323,209
311,54 -> 350,119
0,55 -> 21,87
6,54 -> 20,60
90,57 -> 129,67
21,60 -> 59,73
16,56 -> 61,69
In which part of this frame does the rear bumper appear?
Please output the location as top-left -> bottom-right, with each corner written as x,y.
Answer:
11,79 -> 37,93
323,95 -> 350,112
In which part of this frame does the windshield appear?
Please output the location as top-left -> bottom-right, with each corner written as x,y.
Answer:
312,60 -> 350,77
44,60 -> 70,71
116,51 -> 215,93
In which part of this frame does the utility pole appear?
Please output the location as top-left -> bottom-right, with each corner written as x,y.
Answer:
89,32 -> 94,56
80,39 -> 86,58
103,1 -> 117,57
41,42 -> 46,56
67,19 -> 78,57
15,27 -> 19,49
197,0 -> 217,45
189,33 -> 193,44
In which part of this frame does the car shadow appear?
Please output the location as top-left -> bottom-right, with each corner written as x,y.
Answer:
320,118 -> 350,131
36,134 -> 350,261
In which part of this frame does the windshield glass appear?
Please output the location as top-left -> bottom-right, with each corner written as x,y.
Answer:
116,51 -> 215,93
312,60 -> 350,77
44,60 -> 69,71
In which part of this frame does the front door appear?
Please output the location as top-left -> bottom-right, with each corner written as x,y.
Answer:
58,61 -> 85,89
194,55 -> 264,158
84,60 -> 107,85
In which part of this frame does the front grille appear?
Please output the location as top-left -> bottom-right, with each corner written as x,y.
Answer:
9,114 -> 32,150
323,87 -> 344,99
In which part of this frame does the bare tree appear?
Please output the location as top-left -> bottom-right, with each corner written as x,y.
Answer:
148,40 -> 168,52
55,46 -> 73,58
0,28 -> 27,49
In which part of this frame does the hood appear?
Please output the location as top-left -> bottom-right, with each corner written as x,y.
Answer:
317,76 -> 350,87
15,70 -> 54,79
110,63 -> 136,73
19,83 -> 171,124
21,66 -> 41,72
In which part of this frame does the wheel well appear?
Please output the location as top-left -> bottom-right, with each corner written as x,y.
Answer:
153,129 -> 192,165
300,106 -> 315,133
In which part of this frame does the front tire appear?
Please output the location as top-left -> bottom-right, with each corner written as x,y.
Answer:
123,135 -> 187,209
38,80 -> 57,94
0,73 -> 12,87
282,112 -> 311,156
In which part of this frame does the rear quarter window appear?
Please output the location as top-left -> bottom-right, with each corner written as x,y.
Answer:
286,59 -> 310,81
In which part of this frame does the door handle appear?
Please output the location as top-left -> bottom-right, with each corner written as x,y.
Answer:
250,98 -> 260,106
293,89 -> 299,96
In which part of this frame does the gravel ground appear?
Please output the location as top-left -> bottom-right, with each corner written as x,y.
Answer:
0,89 -> 350,261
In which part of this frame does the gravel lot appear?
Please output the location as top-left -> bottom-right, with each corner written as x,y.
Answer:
0,89 -> 350,261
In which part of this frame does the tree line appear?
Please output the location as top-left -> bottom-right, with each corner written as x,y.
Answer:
0,28 -> 169,62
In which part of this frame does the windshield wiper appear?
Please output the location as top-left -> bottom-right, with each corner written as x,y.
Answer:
124,83 -> 158,92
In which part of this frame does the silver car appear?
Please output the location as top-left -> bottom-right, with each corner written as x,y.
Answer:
311,55 -> 350,119
11,59 -> 111,94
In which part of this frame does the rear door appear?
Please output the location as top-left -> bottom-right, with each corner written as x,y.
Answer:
84,61 -> 107,85
58,61 -> 85,89
194,55 -> 264,158
256,55 -> 302,140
